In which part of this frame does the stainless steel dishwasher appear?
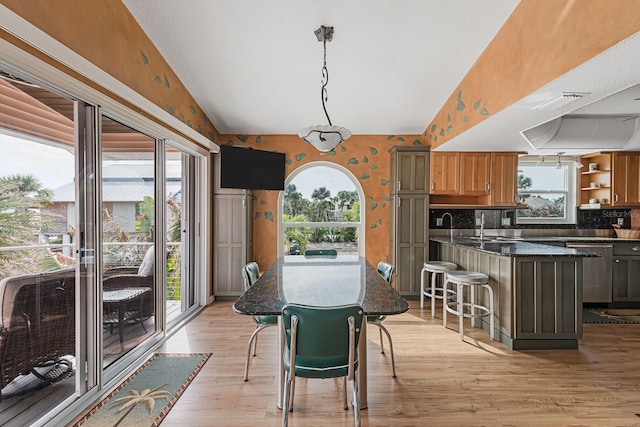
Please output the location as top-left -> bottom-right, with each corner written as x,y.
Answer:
566,243 -> 613,303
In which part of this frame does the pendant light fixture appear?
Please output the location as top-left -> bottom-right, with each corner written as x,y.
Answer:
298,25 -> 351,153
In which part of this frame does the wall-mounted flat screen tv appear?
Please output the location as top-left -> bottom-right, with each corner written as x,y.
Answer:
219,145 -> 286,191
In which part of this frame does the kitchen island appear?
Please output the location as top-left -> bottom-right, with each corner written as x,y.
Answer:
430,236 -> 599,350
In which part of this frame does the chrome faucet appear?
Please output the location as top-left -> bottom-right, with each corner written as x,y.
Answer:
479,212 -> 486,240
439,212 -> 454,238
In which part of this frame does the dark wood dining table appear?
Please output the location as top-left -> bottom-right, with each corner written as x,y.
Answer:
233,255 -> 409,409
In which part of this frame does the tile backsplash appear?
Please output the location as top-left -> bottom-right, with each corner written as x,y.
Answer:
429,208 -> 635,231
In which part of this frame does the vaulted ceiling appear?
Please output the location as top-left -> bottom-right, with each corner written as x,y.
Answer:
123,1 -> 640,155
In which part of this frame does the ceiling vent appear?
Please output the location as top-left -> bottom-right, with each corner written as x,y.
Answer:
521,115 -> 640,150
531,92 -> 590,110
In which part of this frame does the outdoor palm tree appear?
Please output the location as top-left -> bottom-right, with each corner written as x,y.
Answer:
284,184 -> 306,216
0,174 -> 55,277
309,187 -> 332,222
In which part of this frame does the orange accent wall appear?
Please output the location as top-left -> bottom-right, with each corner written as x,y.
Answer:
2,0 -> 219,145
219,134 -> 424,268
426,0 -> 640,149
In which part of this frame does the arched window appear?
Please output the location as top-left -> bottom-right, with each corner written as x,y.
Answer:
278,162 -> 364,257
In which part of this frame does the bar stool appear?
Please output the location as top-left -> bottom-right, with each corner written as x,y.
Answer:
421,261 -> 457,317
443,271 -> 495,341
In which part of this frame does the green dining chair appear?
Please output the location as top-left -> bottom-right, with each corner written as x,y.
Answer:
303,249 -> 337,258
242,261 -> 278,381
366,261 -> 397,377
281,303 -> 364,427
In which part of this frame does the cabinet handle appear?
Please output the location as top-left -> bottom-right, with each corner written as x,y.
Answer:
486,182 -> 490,193
430,182 -> 435,191
632,246 -> 640,252
397,181 -> 401,192
397,198 -> 401,208
614,193 -> 619,203
615,259 -> 620,263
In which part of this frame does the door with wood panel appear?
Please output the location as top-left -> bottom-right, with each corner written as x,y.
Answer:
460,152 -> 490,196
612,152 -> 640,206
429,152 -> 459,194
490,152 -> 519,206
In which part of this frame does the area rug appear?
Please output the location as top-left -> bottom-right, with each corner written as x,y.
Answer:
73,353 -> 210,427
583,308 -> 640,324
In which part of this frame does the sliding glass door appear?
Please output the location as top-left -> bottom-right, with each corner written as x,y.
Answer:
0,64 -> 207,425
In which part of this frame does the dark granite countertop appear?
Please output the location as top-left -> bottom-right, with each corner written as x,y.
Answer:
430,236 -> 601,257
233,255 -> 409,316
503,236 -> 640,243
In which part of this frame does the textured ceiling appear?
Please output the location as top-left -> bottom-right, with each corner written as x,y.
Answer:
122,0 -> 520,136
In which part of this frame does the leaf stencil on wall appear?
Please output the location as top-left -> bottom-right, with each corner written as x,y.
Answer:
164,75 -> 170,88
387,135 -> 394,141
166,105 -> 174,115
340,145 -> 347,152
286,158 -> 292,165
474,99 -> 482,110
237,135 -> 248,142
141,51 -> 148,64
295,153 -> 306,162
327,151 -> 336,156
179,112 -> 185,123
360,173 -> 370,179
187,121 -> 192,128
197,125 -> 203,134
456,90 -> 465,111
255,212 -> 262,219
462,116 -> 469,123
370,202 -> 377,210
380,179 -> 389,185
363,156 -> 369,163
370,223 -> 377,229
265,211 -> 274,222
154,76 -> 162,84
369,147 -> 378,155
367,196 -> 373,200
190,105 -> 197,116
413,139 -> 422,146
383,196 -> 390,201
255,136 -> 262,144
371,164 -> 379,169
481,108 -> 490,115
447,125 -> 454,133
431,124 -> 437,133
249,194 -> 257,201
260,200 -> 266,205
439,129 -> 445,137
381,203 -> 386,208
397,137 -> 405,142
377,218 -> 382,225
447,113 -> 451,122
347,157 -> 358,165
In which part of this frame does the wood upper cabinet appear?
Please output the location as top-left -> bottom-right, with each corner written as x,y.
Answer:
460,152 -> 490,196
490,152 -> 519,206
390,146 -> 430,193
429,152 -> 460,194
612,152 -> 640,206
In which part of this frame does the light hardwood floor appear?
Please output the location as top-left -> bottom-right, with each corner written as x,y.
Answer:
157,300 -> 640,427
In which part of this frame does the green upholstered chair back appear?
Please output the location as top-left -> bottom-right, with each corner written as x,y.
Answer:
242,262 -> 260,291
304,249 -> 337,258
376,261 -> 395,287
282,304 -> 363,379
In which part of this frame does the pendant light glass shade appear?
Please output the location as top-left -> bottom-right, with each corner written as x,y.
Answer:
298,125 -> 352,152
